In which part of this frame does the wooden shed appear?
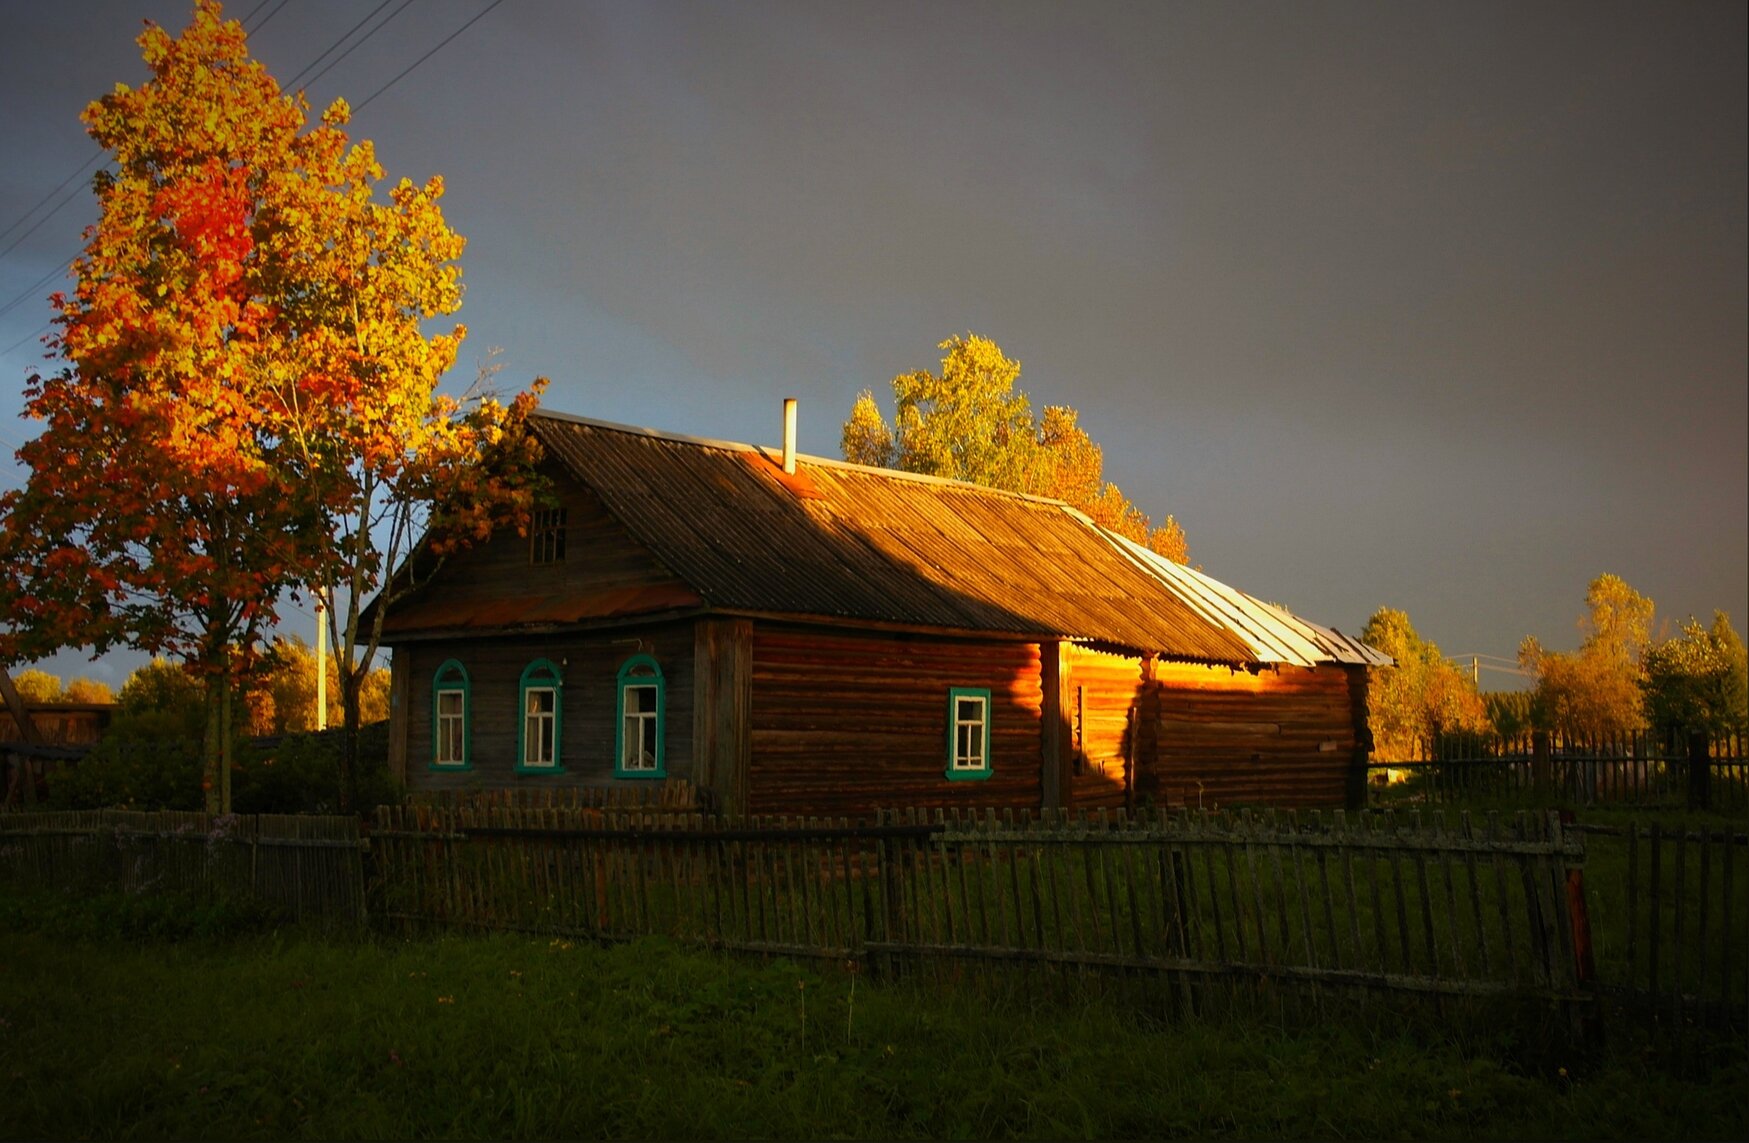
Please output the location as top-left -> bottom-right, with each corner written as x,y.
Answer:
377,409 -> 1387,816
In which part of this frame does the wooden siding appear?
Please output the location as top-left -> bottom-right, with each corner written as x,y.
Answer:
1060,646 -> 1364,810
382,468 -> 702,637
1064,645 -> 1145,809
402,623 -> 695,791
1147,659 -> 1361,809
0,704 -> 114,746
748,626 -> 1044,817
691,616 -> 752,814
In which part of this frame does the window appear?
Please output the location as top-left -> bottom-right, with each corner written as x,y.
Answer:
615,655 -> 665,778
945,687 -> 992,780
531,506 -> 567,564
516,659 -> 564,772
430,660 -> 471,770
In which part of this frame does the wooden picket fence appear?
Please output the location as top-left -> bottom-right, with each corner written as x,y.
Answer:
0,810 -> 367,926
1370,731 -> 1748,813
369,804 -> 1598,1023
1579,820 -> 1748,1030
7,805 -> 1741,1034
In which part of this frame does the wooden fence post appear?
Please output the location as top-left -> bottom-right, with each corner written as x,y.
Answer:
1532,732 -> 1552,801
1687,731 -> 1711,811
1559,810 -> 1601,1046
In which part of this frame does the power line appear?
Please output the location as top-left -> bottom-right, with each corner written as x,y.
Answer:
2,321 -> 54,359
356,0 -> 510,113
0,157 -> 104,265
0,152 -> 104,252
0,0 -> 509,324
287,0 -> 411,93
0,0 -> 278,248
0,261 -> 70,323
245,0 -> 295,36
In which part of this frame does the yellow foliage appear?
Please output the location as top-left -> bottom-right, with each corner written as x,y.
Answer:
1520,574 -> 1655,738
9,669 -> 63,704
1361,607 -> 1489,760
64,678 -> 116,704
843,334 -> 1189,563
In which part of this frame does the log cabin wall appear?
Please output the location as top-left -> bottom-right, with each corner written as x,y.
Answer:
1146,658 -> 1362,809
1061,644 -> 1147,809
400,621 -> 695,791
380,466 -> 701,637
748,625 -> 1044,818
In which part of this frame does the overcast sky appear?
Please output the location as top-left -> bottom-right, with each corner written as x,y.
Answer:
2,0 -> 1744,691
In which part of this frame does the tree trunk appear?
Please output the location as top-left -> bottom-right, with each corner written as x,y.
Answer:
203,674 -> 223,814
339,667 -> 364,814
220,672 -> 234,814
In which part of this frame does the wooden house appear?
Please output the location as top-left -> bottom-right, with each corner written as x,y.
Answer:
377,408 -> 1388,816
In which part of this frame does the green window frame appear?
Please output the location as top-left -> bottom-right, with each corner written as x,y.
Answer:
614,654 -> 666,779
516,658 -> 565,773
945,687 -> 993,780
430,659 -> 472,770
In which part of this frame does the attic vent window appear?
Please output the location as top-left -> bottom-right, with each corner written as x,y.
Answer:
531,507 -> 567,564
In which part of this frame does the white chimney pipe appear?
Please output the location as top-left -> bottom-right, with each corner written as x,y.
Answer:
782,398 -> 797,475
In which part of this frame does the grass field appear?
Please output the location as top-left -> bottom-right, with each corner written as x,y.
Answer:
2,891 -> 1744,1140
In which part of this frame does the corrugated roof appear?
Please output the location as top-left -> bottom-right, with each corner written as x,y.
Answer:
529,412 -> 1254,663
1109,535 -> 1392,668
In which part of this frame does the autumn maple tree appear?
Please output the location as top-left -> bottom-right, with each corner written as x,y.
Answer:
0,2 -> 325,810
842,334 -> 1189,561
0,1 -> 542,810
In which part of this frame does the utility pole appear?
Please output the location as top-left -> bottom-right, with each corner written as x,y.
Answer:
315,597 -> 328,731
1472,656 -> 1479,686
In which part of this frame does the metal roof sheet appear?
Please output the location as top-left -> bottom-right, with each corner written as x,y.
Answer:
1108,535 -> 1392,668
529,412 -> 1255,663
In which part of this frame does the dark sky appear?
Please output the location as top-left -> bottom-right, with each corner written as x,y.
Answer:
2,0 -> 1744,690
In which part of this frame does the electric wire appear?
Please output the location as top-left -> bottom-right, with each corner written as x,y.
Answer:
0,262 -> 70,323
0,152 -> 104,251
245,0 -> 295,36
287,0 -> 412,94
0,0 -> 508,329
355,0 -> 509,112
0,0 -> 297,252
2,321 -> 54,359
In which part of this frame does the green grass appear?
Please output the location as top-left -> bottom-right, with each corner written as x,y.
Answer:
2,891 -> 1744,1140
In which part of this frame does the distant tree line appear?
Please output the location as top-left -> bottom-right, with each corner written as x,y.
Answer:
1363,574 -> 1748,759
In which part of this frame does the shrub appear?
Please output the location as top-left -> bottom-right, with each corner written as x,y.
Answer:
47,711 -> 204,810
233,722 -> 401,814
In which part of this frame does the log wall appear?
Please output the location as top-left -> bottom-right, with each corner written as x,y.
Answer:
385,467 -> 700,634
748,626 -> 1043,817
401,622 -> 696,791
1063,645 -> 1144,809
1061,647 -> 1365,810
1147,659 -> 1363,809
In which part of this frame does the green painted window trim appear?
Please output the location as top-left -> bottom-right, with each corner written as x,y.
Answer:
614,654 -> 666,779
429,659 -> 473,771
515,658 -> 566,774
945,687 -> 993,781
